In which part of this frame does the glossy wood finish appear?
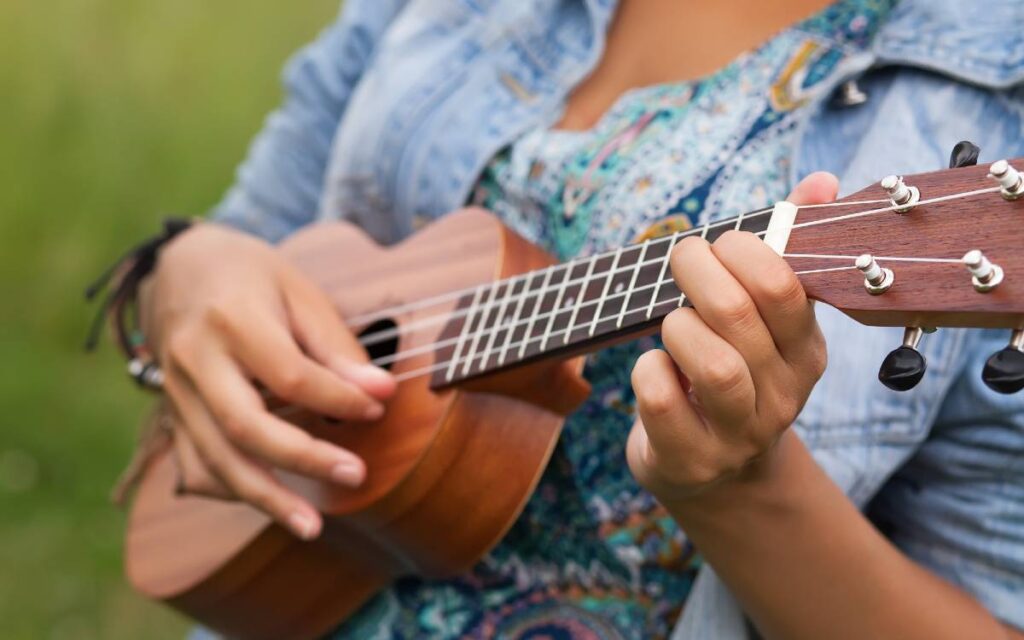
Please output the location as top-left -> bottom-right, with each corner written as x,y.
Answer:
788,161 -> 1024,328
125,208 -> 588,639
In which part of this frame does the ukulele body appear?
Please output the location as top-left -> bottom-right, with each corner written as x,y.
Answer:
124,208 -> 591,639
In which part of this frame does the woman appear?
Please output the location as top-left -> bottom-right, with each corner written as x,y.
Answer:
136,0 -> 1024,637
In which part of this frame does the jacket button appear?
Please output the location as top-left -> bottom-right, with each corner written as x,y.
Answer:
832,79 -> 868,108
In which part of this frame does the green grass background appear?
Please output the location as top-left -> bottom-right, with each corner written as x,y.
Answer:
0,1 -> 339,636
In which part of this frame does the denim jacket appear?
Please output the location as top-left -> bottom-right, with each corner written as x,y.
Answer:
213,0 -> 1024,634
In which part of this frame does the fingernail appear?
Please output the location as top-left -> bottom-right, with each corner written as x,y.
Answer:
334,361 -> 396,396
330,460 -> 364,486
357,364 -> 394,386
363,402 -> 385,421
287,512 -> 320,540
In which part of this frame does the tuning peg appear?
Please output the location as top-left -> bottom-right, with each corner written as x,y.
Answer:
879,327 -> 932,391
982,329 -> 1024,394
880,175 -> 920,212
856,254 -> 894,295
948,140 -> 980,169
988,160 -> 1024,201
962,250 -> 1004,293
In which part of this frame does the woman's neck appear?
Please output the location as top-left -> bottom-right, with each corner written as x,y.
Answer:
558,0 -> 836,131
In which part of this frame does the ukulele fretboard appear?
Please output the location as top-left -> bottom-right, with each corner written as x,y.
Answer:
431,209 -> 773,388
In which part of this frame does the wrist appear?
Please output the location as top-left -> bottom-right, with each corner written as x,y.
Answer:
654,430 -> 801,520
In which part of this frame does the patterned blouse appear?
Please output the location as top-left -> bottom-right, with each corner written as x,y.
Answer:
334,1 -> 893,637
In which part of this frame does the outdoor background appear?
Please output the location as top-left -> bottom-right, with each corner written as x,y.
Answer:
0,0 -> 339,636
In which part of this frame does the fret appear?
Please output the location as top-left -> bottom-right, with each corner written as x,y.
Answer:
564,252 -> 620,345
445,285 -> 485,382
478,278 -> 518,372
540,262 -> 575,351
674,218 -> 713,307
518,266 -> 555,358
460,280 -> 502,375
563,254 -> 600,345
617,239 -> 649,328
434,205 -> 782,388
647,231 -> 681,319
739,209 -> 774,234
590,247 -> 624,337
498,271 -> 536,366
589,246 -> 648,339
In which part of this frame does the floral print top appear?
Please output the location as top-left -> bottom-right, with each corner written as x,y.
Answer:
335,1 -> 893,637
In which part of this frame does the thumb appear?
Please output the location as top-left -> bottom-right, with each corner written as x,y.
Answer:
787,171 -> 839,206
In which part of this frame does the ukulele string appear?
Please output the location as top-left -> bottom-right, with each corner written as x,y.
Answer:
753,186 -> 1001,238
354,184 -> 999,364
371,255 -> 965,376
783,253 -> 962,263
353,198 -> 901,350
355,185 -> 991,350
347,196 -> 892,337
385,263 -> 865,383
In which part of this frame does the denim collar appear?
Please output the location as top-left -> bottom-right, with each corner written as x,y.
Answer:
873,0 -> 1024,88
582,0 -> 1024,89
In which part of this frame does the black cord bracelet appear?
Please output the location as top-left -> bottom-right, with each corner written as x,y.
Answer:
84,217 -> 194,390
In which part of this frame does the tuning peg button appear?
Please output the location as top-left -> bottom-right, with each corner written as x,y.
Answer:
989,160 -> 1024,200
879,327 -> 928,392
982,329 -> 1024,394
880,175 -> 920,213
856,254 -> 894,295
962,250 -> 1004,293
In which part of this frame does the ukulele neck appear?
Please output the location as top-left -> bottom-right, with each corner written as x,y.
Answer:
431,206 -> 779,388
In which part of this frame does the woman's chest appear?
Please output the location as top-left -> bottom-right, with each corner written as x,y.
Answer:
473,25 -> 865,262
557,0 -> 835,131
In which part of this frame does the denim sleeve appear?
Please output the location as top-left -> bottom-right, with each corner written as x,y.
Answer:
210,0 -> 408,243
797,69 -> 1024,630
867,329 -> 1024,630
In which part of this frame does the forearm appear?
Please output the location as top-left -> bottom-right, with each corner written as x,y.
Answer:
664,431 -> 1018,640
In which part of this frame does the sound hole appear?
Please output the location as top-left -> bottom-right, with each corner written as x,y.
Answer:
359,318 -> 399,370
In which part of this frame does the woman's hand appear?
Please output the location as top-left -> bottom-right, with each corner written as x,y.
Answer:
627,173 -> 835,502
141,223 -> 396,539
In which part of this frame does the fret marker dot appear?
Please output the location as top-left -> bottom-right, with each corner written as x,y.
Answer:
614,282 -> 624,294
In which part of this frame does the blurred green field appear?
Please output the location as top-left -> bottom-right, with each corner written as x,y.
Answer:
0,1 -> 339,637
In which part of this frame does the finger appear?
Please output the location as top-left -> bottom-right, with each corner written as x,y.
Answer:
172,426 -> 233,499
711,231 -> 819,365
659,308 -> 756,426
163,368 -> 323,540
629,350 -> 725,485
280,270 -> 396,400
219,311 -> 385,421
180,347 -> 366,486
786,171 -> 839,207
670,235 -> 779,378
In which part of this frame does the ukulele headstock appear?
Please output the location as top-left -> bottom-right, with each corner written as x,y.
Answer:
785,155 -> 1024,394
787,158 -> 1024,330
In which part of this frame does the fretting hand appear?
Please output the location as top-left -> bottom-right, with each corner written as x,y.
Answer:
627,173 -> 835,501
141,223 -> 396,539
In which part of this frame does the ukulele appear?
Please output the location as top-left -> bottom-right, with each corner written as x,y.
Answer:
124,157 -> 1024,639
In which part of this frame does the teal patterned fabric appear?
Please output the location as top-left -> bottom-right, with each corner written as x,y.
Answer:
334,2 -> 893,637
